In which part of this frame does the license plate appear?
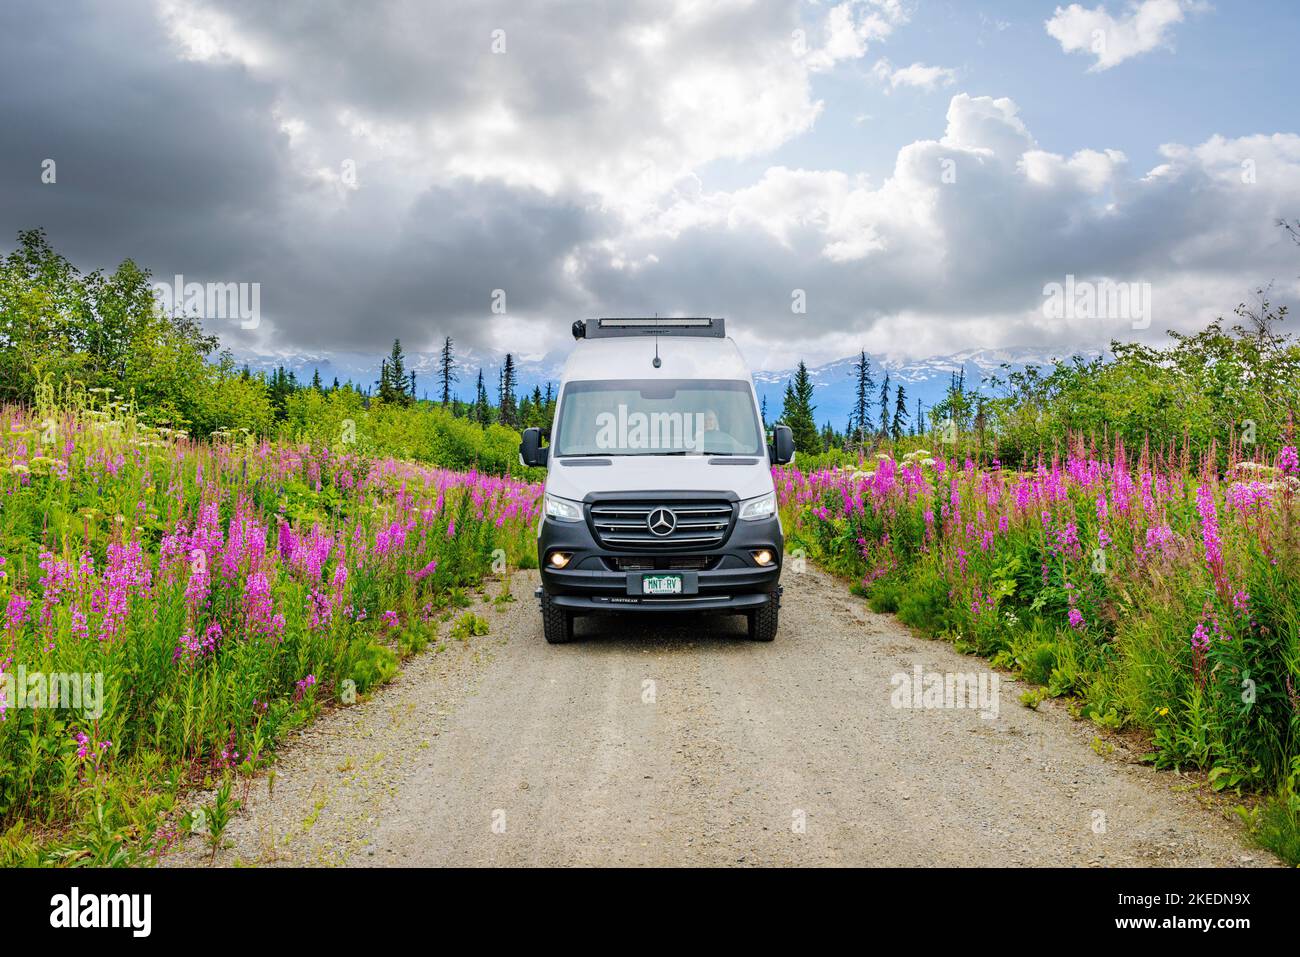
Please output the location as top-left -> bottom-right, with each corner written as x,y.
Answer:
643,574 -> 683,596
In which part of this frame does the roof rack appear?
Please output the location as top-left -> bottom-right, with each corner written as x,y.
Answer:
572,317 -> 725,340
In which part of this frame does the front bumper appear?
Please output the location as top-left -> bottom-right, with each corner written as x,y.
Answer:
537,507 -> 783,615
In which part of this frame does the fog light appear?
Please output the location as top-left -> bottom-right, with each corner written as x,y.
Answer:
752,549 -> 775,567
548,551 -> 572,569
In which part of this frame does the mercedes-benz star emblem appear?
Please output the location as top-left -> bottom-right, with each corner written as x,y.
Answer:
646,507 -> 677,536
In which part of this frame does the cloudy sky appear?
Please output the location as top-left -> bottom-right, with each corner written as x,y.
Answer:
2,0 -> 1297,369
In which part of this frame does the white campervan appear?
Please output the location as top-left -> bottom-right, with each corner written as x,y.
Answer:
519,317 -> 794,644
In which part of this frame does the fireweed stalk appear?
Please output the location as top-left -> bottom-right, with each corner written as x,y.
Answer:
0,402 -> 539,847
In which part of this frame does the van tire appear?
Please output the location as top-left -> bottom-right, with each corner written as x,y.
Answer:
541,594 -> 575,644
746,595 -> 779,642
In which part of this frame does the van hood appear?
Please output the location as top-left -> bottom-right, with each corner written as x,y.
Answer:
545,454 -> 774,502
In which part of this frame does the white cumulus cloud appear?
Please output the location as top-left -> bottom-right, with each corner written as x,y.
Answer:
1045,0 -> 1206,71
872,58 -> 958,91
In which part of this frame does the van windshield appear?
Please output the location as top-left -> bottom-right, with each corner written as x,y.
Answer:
553,379 -> 763,457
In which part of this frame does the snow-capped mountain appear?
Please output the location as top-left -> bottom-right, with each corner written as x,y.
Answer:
754,346 -> 1101,429
231,346 -> 566,402
233,345 -> 1102,430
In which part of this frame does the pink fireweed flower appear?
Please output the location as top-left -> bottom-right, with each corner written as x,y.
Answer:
1225,481 -> 1274,514
174,622 -> 223,663
1192,603 -> 1232,648
243,572 -> 285,640
381,610 -> 400,629
4,593 -> 31,631
374,521 -> 411,558
70,605 -> 90,640
307,588 -> 333,630
1279,445 -> 1298,476
1143,524 -> 1174,557
73,731 -> 112,766
292,524 -> 334,580
294,674 -> 317,702
1195,483 -> 1225,588
1052,522 -> 1081,558
96,539 -> 151,641
37,551 -> 75,626
219,738 -> 242,769
407,559 -> 438,581
1067,608 -> 1085,630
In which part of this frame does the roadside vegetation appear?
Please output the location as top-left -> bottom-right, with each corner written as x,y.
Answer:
0,229 -> 547,479
0,384 -> 539,864
778,301 -> 1300,862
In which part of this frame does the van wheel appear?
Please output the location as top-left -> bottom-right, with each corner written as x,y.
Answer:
541,594 -> 575,644
746,595 -> 778,642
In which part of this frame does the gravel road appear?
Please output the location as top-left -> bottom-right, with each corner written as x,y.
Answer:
167,562 -> 1275,867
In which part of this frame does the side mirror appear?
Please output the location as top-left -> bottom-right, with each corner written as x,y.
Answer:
519,427 -> 548,468
770,424 -> 795,465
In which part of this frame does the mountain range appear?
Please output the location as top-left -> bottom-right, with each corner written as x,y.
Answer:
233,345 -> 1102,432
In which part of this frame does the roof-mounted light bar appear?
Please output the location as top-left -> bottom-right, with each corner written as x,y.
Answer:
571,317 -> 725,340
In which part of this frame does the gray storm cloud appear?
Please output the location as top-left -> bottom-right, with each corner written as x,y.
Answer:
1,0 -> 1296,366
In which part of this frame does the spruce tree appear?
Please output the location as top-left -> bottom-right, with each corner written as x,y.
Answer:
528,385 -> 543,427
781,362 -> 819,454
878,370 -> 891,437
439,336 -> 457,406
891,384 -> 908,441
498,353 -> 518,426
474,369 -> 490,424
850,350 -> 874,449
378,339 -> 412,406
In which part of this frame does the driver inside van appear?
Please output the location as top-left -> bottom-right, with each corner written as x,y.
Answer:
699,407 -> 742,453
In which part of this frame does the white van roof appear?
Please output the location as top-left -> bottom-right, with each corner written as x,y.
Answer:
561,335 -> 754,383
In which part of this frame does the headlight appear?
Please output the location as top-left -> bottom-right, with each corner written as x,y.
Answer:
544,493 -> 583,523
738,491 -> 776,521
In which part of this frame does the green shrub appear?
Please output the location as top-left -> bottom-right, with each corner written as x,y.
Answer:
450,612 -> 490,641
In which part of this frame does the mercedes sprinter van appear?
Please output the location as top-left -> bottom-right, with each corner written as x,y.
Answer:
519,317 -> 795,644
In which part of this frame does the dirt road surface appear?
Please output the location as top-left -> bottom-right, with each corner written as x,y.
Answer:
168,563 -> 1274,867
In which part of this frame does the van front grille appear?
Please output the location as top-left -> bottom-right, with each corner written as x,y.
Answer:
589,501 -> 733,550
603,555 -> 721,572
